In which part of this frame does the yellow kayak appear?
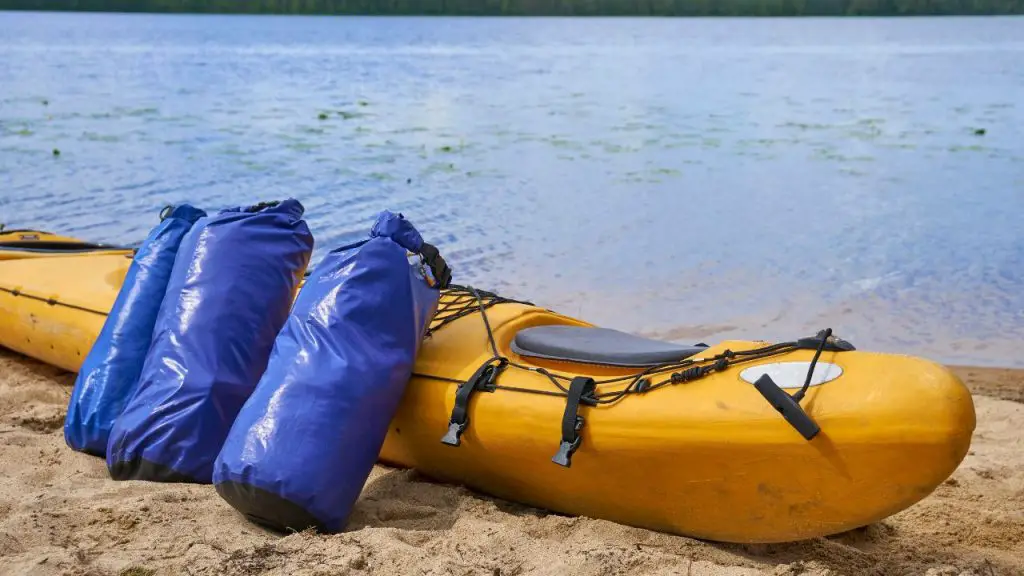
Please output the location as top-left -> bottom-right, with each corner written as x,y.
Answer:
0,236 -> 976,543
0,227 -> 133,260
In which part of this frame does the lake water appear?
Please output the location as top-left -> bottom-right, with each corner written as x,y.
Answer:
1,13 -> 1022,367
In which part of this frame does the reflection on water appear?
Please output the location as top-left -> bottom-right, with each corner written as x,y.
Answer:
1,14 -> 1022,367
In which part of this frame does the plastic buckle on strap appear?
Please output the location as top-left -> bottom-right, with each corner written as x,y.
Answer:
441,421 -> 467,446
551,418 -> 584,467
419,242 -> 452,290
440,358 -> 506,447
551,377 -> 597,468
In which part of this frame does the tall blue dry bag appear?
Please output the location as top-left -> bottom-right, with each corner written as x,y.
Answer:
64,204 -> 206,456
106,199 -> 314,483
213,210 -> 450,532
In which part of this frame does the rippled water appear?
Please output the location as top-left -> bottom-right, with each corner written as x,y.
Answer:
1,13 -> 1022,366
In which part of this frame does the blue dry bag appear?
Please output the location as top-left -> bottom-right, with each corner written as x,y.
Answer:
106,199 -> 314,484
64,203 -> 206,457
213,210 -> 450,533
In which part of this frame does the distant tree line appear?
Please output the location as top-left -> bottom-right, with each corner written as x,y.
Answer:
2,0 -> 1022,15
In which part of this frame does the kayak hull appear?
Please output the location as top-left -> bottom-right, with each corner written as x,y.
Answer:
0,254 -> 126,371
0,245 -> 976,543
0,229 -> 133,261
382,302 -> 974,542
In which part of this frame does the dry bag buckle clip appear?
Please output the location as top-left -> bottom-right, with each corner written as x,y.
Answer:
419,242 -> 452,290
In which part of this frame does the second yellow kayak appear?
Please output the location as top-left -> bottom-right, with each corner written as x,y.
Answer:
0,227 -> 133,261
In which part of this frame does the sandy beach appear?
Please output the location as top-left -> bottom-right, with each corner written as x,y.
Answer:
0,348 -> 1021,576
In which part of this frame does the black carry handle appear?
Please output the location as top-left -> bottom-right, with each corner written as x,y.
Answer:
753,374 -> 821,440
419,242 -> 452,289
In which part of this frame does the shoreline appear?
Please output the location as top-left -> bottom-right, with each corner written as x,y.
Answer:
1,348 -> 1021,575
948,365 -> 1024,404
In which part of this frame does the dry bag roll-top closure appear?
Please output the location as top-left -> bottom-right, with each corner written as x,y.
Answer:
105,199 -> 314,483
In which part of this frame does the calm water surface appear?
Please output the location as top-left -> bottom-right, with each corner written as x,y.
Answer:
1,13 -> 1022,366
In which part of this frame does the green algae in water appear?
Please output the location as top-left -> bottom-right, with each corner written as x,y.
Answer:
602,142 -> 639,154
546,136 -> 583,150
650,167 -> 681,177
781,121 -> 833,130
120,107 -> 159,117
423,162 -> 458,175
389,126 -> 429,135
81,132 -> 120,142
285,141 -> 320,152
243,160 -> 270,170
813,148 -> 874,162
318,112 -> 329,120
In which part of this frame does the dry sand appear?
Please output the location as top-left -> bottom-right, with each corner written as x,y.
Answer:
0,348 -> 1021,576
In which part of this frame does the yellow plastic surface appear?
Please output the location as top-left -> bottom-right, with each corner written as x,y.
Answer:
0,229 -> 133,260
0,245 -> 976,543
0,253 -> 129,370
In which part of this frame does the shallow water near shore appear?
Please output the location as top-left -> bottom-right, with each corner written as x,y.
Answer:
1,13 -> 1022,367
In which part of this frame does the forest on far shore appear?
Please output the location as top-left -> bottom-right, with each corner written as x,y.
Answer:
3,0 -> 1023,16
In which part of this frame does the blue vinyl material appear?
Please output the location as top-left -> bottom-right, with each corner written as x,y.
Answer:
106,199 -> 313,483
213,211 -> 442,532
64,204 -> 206,457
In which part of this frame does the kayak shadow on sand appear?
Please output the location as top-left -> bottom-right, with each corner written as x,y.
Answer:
0,347 -> 76,388
343,467 -> 465,532
714,522 -> 906,573
343,466 -> 565,533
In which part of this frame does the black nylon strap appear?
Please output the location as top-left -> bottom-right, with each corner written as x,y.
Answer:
419,242 -> 452,289
440,358 -> 505,447
551,376 -> 597,467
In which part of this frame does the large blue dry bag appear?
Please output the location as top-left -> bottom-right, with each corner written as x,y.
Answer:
64,203 -> 206,457
213,210 -> 450,533
106,199 -> 314,484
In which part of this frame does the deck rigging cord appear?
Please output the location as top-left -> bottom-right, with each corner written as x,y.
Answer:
415,286 -> 848,404
413,285 -> 855,465
1,255 -> 853,462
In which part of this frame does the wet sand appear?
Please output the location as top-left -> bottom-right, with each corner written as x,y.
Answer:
0,348 -> 1021,576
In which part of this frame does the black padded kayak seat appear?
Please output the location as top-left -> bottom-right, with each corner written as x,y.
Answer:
511,325 -> 709,368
